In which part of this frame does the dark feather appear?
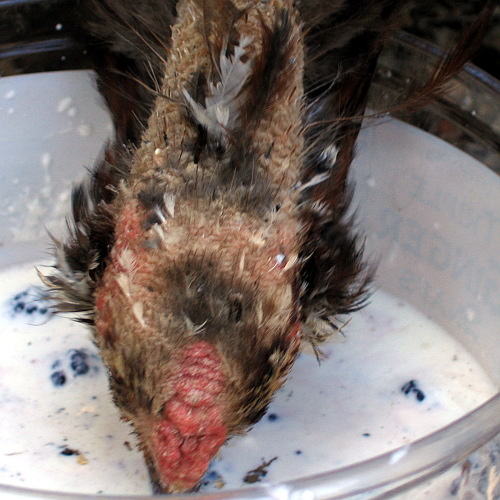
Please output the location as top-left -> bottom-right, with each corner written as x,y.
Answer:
43,0 -> 180,318
379,0 -> 496,115
296,1 -> 405,343
74,0 -> 178,144
298,0 -> 403,96
184,8 -> 298,151
237,9 -> 299,140
296,0 -> 494,346
42,143 -> 131,320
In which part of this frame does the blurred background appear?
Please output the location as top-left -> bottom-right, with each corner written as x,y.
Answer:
406,0 -> 500,80
0,0 -> 499,79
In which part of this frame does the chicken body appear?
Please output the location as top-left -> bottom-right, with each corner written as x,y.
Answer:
79,0 -> 304,492
43,0 -> 395,491
43,0 -> 491,494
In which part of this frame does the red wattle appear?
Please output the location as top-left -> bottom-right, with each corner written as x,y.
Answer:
152,341 -> 228,491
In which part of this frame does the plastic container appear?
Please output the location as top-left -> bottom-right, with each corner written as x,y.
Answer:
0,12 -> 498,500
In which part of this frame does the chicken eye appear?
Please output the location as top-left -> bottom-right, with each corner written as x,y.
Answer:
228,296 -> 243,322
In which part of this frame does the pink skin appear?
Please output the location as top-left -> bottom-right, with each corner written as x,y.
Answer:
95,202 -> 229,490
152,342 -> 228,492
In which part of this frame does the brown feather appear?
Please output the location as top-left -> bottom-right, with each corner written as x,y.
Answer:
385,0 -> 496,114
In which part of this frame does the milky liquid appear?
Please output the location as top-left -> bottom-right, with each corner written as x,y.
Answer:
0,263 -> 496,496
0,71 -> 112,245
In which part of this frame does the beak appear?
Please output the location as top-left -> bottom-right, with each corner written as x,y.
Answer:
147,460 -> 165,496
146,459 -> 201,495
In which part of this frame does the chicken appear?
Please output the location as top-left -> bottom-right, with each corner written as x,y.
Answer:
42,0 -> 493,493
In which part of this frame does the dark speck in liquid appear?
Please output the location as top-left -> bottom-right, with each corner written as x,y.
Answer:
205,471 -> 220,480
267,413 -> 278,421
449,477 -> 461,496
415,389 -> 425,401
201,469 -> 225,489
401,380 -> 426,402
51,370 -> 66,387
243,457 -> 278,484
14,302 -> 25,312
70,349 -> 90,375
49,348 -> 100,387
9,287 -> 51,320
60,447 -> 78,456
